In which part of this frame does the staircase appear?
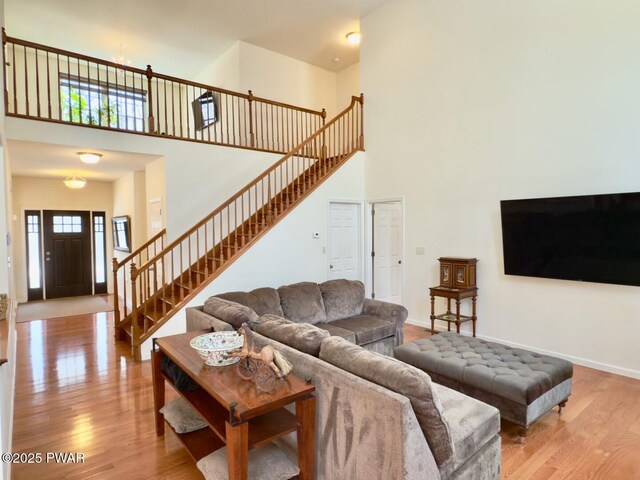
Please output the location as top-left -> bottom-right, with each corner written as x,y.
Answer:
113,96 -> 364,359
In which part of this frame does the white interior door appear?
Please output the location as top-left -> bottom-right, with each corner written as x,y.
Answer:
328,202 -> 361,280
372,202 -> 402,304
149,199 -> 163,236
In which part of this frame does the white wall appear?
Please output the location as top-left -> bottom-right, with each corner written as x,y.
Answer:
238,42 -> 338,117
361,0 -> 640,378
194,42 -> 241,92
11,176 -> 114,302
113,171 -> 147,255
145,157 -> 166,237
141,152 -> 366,358
195,41 -> 339,118
0,0 -> 17,474
337,62 -> 361,111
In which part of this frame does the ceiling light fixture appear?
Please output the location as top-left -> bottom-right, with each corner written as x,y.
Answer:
63,176 -> 87,190
112,43 -> 132,66
77,152 -> 102,164
346,32 -> 361,45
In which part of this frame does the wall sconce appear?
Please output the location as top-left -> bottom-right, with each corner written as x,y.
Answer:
63,176 -> 87,189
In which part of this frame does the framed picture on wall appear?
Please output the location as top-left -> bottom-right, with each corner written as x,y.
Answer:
112,216 -> 131,252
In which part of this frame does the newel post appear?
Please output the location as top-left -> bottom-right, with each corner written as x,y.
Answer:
146,65 -> 155,134
130,262 -> 141,352
112,258 -> 120,326
248,90 -> 255,147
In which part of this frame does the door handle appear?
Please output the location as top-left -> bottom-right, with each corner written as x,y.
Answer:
398,260 -> 402,264
330,265 -> 334,269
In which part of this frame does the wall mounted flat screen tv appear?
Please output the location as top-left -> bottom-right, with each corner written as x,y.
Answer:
500,192 -> 640,287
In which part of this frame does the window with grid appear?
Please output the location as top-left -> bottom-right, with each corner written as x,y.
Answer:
27,214 -> 42,290
93,215 -> 106,285
52,215 -> 83,233
60,74 -> 146,132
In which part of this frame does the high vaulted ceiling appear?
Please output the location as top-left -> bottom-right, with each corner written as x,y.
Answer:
5,0 -> 387,77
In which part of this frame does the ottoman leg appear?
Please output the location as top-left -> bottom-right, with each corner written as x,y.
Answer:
558,399 -> 568,415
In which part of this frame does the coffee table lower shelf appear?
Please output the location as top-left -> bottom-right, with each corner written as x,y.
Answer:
161,371 -> 299,452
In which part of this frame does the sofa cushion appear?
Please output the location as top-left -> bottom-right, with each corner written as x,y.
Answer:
432,383 -> 500,478
203,297 -> 259,329
160,397 -> 207,434
196,443 -> 300,480
254,314 -> 330,357
329,315 -> 395,345
319,279 -> 365,322
216,287 -> 284,317
277,282 -> 327,324
319,336 -> 455,467
316,323 -> 356,343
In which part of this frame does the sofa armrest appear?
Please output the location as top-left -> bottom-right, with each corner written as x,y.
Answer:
185,306 -> 235,332
362,299 -> 408,346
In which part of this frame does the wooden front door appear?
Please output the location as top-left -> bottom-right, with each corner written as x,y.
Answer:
43,210 -> 93,299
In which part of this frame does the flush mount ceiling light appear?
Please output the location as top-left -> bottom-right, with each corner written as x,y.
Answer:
63,176 -> 87,190
78,152 -> 102,164
346,32 -> 361,45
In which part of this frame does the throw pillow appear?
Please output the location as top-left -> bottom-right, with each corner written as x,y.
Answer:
319,279 -> 365,322
277,282 -> 327,324
196,443 -> 300,480
319,336 -> 455,466
203,296 -> 259,329
216,287 -> 284,317
254,314 -> 330,357
160,397 -> 208,434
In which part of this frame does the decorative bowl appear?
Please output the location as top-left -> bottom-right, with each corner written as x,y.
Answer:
190,332 -> 244,367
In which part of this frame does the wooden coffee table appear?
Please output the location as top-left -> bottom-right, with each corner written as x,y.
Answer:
151,331 -> 316,480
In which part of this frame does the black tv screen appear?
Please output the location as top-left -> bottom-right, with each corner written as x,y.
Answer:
500,192 -> 640,287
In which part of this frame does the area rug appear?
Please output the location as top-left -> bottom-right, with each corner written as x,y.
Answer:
17,295 -> 114,322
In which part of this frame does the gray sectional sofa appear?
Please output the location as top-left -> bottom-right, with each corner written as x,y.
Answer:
185,279 -> 408,355
185,279 -> 502,479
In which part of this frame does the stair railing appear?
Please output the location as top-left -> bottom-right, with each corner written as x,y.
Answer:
112,228 -> 166,336
127,95 -> 364,349
2,31 -> 326,154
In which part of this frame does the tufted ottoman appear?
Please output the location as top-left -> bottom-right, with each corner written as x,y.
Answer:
394,332 -> 573,433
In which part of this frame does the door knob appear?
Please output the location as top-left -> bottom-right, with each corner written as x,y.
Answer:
398,260 -> 402,264
330,265 -> 334,269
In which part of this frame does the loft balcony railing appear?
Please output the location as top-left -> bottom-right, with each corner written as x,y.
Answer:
2,31 -> 326,155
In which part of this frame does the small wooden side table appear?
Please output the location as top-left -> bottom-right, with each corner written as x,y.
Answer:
152,331 -> 316,480
429,286 -> 478,337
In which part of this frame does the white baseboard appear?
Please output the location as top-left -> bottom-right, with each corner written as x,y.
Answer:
405,318 -> 640,380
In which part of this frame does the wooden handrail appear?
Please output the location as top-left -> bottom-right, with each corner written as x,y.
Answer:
113,228 -> 166,269
112,228 -> 166,334
122,97 -> 363,353
4,34 -> 325,127
136,95 -> 363,274
99,94 -> 363,358
4,34 -> 147,75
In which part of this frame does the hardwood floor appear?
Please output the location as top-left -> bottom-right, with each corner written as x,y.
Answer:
11,317 -> 640,479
